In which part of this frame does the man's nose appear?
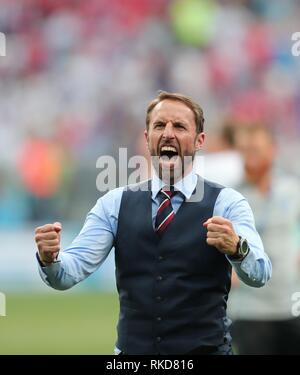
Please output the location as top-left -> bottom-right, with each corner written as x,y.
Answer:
162,122 -> 175,139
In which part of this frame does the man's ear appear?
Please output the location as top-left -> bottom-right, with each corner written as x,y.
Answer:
144,129 -> 149,145
195,132 -> 205,151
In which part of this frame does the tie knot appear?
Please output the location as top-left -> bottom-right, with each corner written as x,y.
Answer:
160,187 -> 176,200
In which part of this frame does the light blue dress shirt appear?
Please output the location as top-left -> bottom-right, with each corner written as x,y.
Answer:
38,171 -> 272,290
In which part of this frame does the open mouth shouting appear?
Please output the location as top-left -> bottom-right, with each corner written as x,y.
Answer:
159,144 -> 180,169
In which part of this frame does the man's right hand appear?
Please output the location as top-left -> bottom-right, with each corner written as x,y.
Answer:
35,222 -> 62,266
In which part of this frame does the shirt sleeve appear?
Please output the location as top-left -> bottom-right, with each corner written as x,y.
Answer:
214,188 -> 272,287
37,187 -> 124,290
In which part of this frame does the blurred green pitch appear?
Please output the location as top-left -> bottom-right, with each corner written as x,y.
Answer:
0,293 -> 119,354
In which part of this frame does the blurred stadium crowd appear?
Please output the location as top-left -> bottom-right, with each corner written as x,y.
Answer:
0,0 -> 300,226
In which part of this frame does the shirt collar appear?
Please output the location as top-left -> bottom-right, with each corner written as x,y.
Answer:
151,170 -> 198,201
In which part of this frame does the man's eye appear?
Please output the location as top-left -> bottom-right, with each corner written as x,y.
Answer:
154,123 -> 164,128
174,123 -> 185,129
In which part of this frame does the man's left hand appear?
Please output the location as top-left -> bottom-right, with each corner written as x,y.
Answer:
203,216 -> 239,256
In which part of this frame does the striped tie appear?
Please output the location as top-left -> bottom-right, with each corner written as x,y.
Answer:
155,189 -> 176,235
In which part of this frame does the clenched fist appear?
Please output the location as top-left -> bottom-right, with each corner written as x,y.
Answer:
35,222 -> 62,265
203,216 -> 239,256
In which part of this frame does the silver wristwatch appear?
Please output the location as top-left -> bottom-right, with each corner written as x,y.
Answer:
229,236 -> 249,261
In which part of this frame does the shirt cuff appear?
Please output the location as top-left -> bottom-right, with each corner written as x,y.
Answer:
36,252 -> 61,268
226,248 -> 266,287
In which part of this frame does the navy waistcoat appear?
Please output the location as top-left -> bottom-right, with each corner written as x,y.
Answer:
114,177 -> 232,354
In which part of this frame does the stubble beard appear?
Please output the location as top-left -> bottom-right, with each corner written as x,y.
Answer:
151,152 -> 195,186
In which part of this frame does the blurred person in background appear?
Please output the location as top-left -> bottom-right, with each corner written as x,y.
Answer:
194,120 -> 244,187
17,132 -> 76,223
229,124 -> 300,355
34,92 -> 271,355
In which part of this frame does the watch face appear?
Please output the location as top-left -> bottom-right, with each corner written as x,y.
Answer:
241,239 -> 249,255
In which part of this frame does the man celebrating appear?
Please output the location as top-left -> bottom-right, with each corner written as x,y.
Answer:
35,92 -> 271,355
